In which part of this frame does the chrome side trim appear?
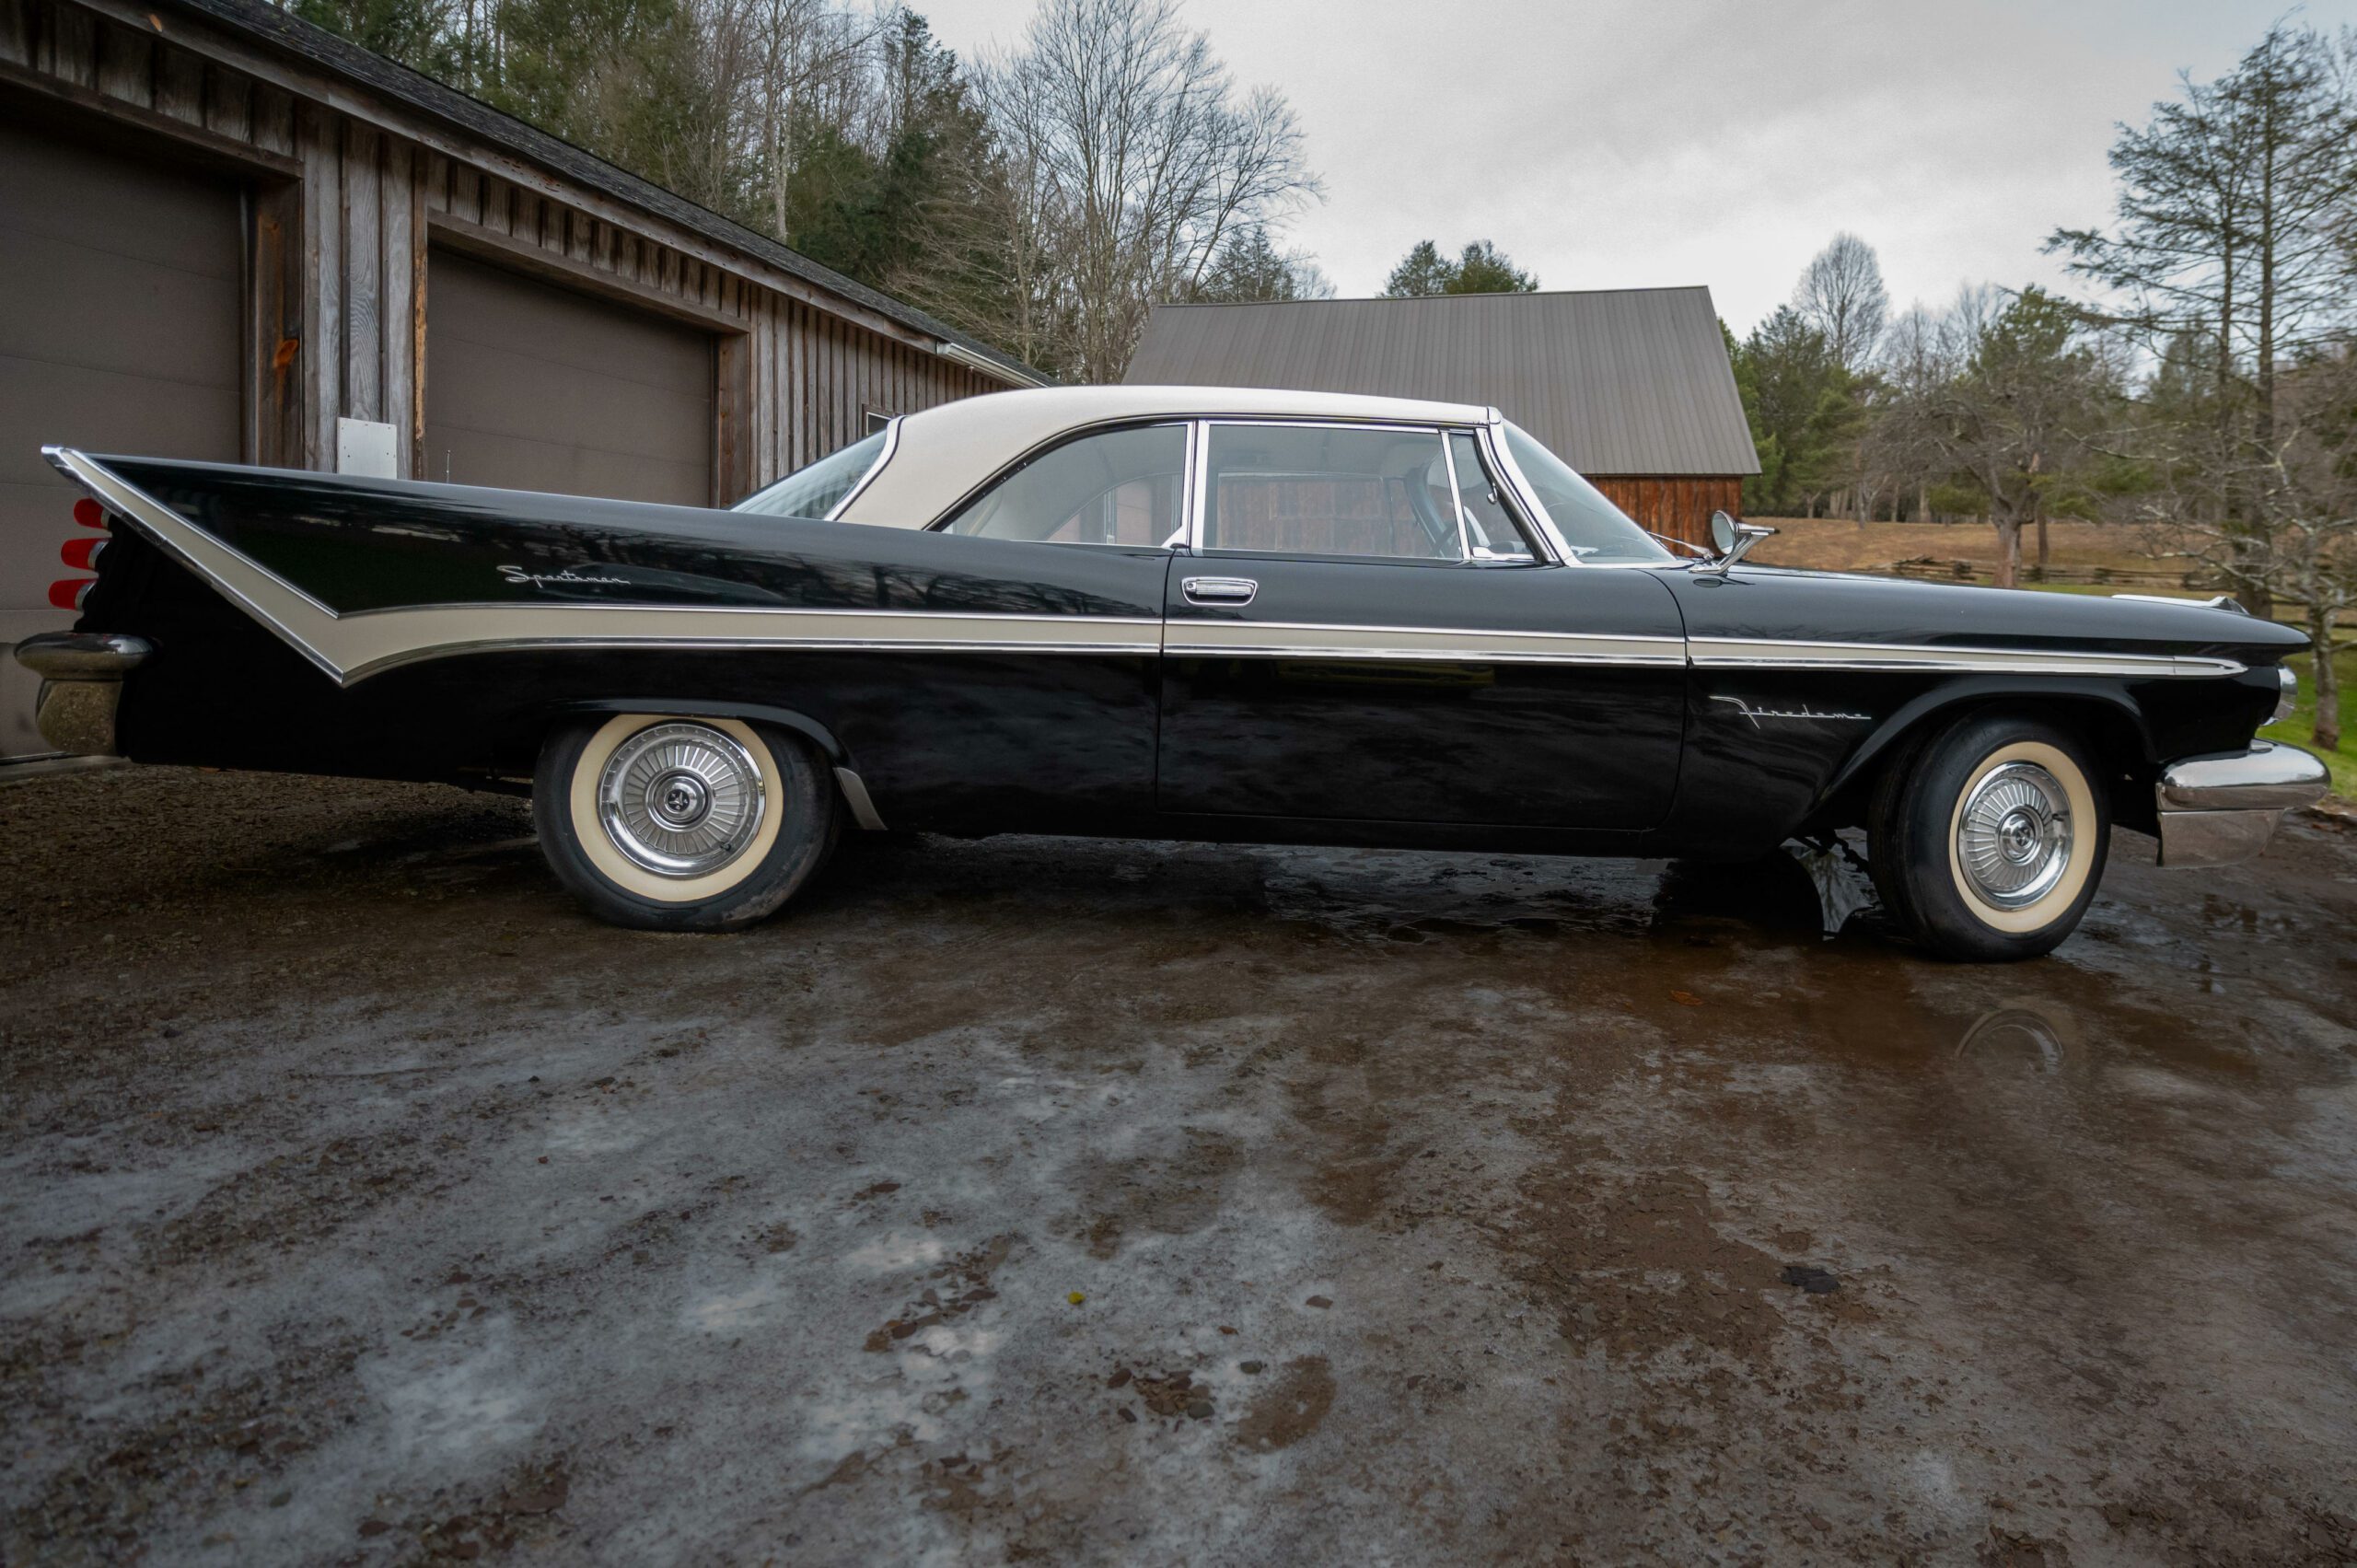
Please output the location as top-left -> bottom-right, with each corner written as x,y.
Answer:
41,448 -> 2271,694
1166,619 -> 1687,667
344,625 -> 1164,682
832,767 -> 888,830
2112,592 -> 2246,614
1689,636 -> 2245,679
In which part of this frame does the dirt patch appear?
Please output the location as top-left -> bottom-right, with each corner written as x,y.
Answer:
3,766 -> 2354,1564
1232,1356 -> 1335,1452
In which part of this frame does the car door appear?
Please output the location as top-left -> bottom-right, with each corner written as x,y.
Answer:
1156,421 -> 1687,830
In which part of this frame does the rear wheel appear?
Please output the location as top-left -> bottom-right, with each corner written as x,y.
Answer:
532,714 -> 835,931
1870,713 -> 2108,962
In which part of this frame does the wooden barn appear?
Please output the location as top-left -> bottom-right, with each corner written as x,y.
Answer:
1124,287 -> 1759,547
0,0 -> 1041,756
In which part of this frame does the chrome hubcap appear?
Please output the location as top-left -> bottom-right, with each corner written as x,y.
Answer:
1956,761 -> 2073,909
598,723 -> 765,878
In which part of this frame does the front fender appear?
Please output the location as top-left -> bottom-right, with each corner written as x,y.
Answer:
1812,677 -> 2157,811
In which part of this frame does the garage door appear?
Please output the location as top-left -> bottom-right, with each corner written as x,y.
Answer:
0,120 -> 243,757
424,249 -> 714,506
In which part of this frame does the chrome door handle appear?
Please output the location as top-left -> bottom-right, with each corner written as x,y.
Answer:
1182,576 -> 1258,605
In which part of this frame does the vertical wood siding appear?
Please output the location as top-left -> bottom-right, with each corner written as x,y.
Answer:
4,0 -> 1006,496
1588,476 -> 1745,549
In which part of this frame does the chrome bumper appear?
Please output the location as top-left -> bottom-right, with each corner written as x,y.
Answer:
2154,741 -> 2330,867
12,633 -> 151,756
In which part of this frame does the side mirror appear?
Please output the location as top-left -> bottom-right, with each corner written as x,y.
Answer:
1698,510 -> 1775,576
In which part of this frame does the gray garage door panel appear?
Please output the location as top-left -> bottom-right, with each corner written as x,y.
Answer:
0,120 -> 241,757
424,250 -> 714,506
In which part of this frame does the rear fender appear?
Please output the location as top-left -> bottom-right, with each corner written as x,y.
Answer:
532,698 -> 884,830
541,698 -> 846,765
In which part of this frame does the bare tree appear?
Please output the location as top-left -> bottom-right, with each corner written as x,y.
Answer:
2135,343 -> 2357,746
1794,233 -> 1890,376
2049,23 -> 2357,616
973,0 -> 1319,382
1876,302 -> 1956,521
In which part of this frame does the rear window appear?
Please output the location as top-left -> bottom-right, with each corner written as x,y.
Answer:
733,429 -> 889,519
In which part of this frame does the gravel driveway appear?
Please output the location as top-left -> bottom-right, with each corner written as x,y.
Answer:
4,765 -> 2354,1565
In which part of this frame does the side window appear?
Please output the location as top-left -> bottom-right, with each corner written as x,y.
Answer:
1447,432 -> 1536,562
1202,424 -> 1462,562
939,424 -> 1187,546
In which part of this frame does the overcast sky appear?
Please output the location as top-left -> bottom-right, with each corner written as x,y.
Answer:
918,0 -> 2355,335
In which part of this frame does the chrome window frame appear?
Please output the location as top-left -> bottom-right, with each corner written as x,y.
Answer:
1448,425 -> 1546,564
824,417 -> 900,520
1437,436 -> 1474,561
1188,418 -> 1484,563
731,419 -> 899,522
923,417 -> 1196,550
1480,415 -> 1671,570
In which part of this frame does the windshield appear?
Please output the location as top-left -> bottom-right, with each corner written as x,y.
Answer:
733,428 -> 889,518
1500,424 -> 1671,564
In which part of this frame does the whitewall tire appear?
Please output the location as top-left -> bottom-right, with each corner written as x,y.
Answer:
533,714 -> 836,931
1872,714 -> 2110,962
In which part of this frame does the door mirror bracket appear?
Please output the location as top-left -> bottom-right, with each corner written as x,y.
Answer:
1698,509 -> 1775,576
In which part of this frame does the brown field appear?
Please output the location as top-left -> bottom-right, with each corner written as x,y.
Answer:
1744,516 -> 2158,577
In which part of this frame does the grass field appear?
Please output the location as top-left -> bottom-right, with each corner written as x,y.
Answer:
1746,516 -> 2153,576
1743,517 -> 2352,799
2258,645 -> 2356,798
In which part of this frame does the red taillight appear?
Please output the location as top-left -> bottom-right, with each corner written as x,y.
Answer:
48,577 -> 93,611
73,498 -> 105,529
61,537 -> 104,571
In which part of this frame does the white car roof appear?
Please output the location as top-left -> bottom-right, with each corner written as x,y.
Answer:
835,384 -> 1497,529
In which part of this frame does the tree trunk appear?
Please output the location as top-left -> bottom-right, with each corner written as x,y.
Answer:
1993,519 -> 2021,589
1918,480 -> 1929,525
2036,512 -> 2049,568
2310,604 -> 2340,753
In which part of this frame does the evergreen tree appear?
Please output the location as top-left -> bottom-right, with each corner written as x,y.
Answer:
1382,238 -> 1537,297
1382,239 -> 1454,297
1446,239 -> 1537,296
1733,306 -> 1855,515
1188,226 -> 1329,302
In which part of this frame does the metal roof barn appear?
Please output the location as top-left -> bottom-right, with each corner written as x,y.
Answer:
1124,287 -> 1760,545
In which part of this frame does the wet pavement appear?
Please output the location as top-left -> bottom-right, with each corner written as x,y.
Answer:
2,765 -> 2354,1566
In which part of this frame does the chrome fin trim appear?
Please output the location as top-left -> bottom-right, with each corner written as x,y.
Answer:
40,448 -> 2260,688
1689,636 -> 2244,679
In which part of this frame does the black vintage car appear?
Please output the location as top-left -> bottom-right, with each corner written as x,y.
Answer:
18,386 -> 2326,960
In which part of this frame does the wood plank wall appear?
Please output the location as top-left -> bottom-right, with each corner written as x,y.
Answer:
1589,476 -> 1746,549
1,0 -> 1006,500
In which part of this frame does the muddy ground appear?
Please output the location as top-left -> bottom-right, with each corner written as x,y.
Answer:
2,765 -> 2354,1567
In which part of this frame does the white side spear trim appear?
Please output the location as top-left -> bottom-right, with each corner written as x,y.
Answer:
49,447 -> 2248,685
47,448 -> 1162,684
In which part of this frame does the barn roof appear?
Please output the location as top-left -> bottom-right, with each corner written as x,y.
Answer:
161,0 -> 1046,388
1124,287 -> 1759,476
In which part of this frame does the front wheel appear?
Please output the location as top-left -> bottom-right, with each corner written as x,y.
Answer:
532,714 -> 836,931
1870,713 -> 2110,962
